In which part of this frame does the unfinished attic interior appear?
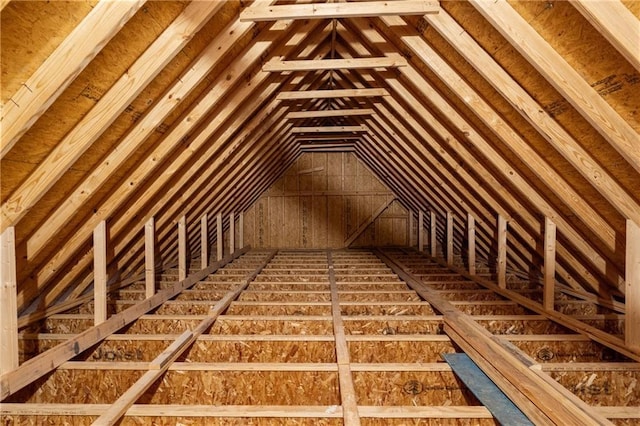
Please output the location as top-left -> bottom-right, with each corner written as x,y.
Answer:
1,0 -> 640,423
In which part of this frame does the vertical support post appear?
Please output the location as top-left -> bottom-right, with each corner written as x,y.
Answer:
200,214 -> 208,269
93,220 -> 108,325
418,210 -> 424,252
467,213 -> 476,275
178,215 -> 187,282
239,212 -> 244,249
0,227 -> 18,373
543,217 -> 557,311
446,211 -> 454,266
430,211 -> 437,258
144,217 -> 155,299
626,219 -> 640,351
409,210 -> 415,248
217,212 -> 223,261
497,214 -> 508,289
229,212 -> 235,254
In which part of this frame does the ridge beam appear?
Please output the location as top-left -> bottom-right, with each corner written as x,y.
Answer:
240,1 -> 439,21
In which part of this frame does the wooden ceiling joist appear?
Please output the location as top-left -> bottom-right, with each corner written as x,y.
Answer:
2,0 -> 640,414
239,1 -> 440,21
263,57 -> 407,72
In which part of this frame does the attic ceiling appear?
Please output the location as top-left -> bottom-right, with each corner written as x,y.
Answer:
1,0 -> 639,332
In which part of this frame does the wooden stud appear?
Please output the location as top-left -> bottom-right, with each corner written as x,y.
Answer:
240,0 -> 439,21
469,0 -> 640,174
178,216 -> 187,282
93,221 -> 108,325
264,57 -> 406,72
0,227 -> 18,374
446,211 -> 454,266
467,213 -> 476,275
286,108 -> 375,119
543,217 -> 557,311
144,218 -> 155,299
0,248 -> 249,400
429,211 -> 437,258
0,0 -> 144,157
276,88 -> 388,100
626,220 -> 640,351
217,213 -> 223,261
200,214 -> 209,269
229,212 -> 235,254
417,210 -> 424,252
239,212 -> 244,249
497,214 -> 507,289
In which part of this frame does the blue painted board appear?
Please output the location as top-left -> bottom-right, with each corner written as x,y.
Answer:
443,352 -> 534,426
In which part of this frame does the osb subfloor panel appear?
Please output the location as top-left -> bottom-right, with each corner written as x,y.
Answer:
5,249 -> 640,425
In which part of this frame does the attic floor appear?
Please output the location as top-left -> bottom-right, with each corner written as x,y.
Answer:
2,248 -> 639,425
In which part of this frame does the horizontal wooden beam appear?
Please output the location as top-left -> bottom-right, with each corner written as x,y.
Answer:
277,88 -> 388,100
240,1 -> 439,21
286,108 -> 375,119
0,247 -> 249,400
291,125 -> 368,133
264,57 -> 406,72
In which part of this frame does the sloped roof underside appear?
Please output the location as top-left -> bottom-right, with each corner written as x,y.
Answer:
1,1 -> 639,350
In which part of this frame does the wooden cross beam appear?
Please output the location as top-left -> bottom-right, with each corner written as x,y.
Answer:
264,57 -> 406,72
240,1 -> 439,21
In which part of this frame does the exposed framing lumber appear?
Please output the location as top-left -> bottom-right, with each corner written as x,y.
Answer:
0,247 -> 248,400
0,0 -> 144,158
178,216 -> 187,282
277,88 -> 388,100
362,18 -> 623,292
425,10 -> 640,226
429,211 -> 437,258
497,214 -> 507,289
469,0 -> 640,174
376,249 -> 613,424
0,227 -> 18,374
239,212 -> 244,249
344,197 -> 395,247
418,210 -> 424,252
626,220 -> 640,351
240,1 -> 439,21
24,17 -> 307,309
93,249 -> 276,425
0,0 -> 11,12
286,108 -> 375,119
1,0 -> 226,234
264,57 -> 407,72
93,221 -> 108,325
544,217 -> 557,311
467,213 -> 476,275
144,218 -> 155,299
291,125 -> 368,133
229,212 -> 235,254
446,211 -> 454,266
217,213 -> 223,261
200,214 -> 208,269
569,0 -> 640,72
327,250 -> 361,426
